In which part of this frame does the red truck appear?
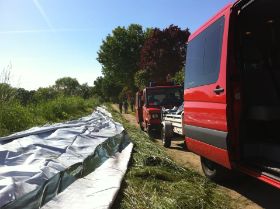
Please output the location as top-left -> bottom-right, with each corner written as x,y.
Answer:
184,0 -> 280,188
135,82 -> 183,135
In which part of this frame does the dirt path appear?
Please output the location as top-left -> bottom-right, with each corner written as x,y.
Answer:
112,104 -> 280,209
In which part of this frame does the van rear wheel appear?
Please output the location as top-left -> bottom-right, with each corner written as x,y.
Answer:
200,157 -> 230,182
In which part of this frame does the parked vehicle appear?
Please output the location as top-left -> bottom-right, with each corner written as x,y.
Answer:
135,82 -> 183,135
184,0 -> 280,188
161,105 -> 184,148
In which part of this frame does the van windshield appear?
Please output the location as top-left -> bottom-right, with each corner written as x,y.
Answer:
146,87 -> 183,107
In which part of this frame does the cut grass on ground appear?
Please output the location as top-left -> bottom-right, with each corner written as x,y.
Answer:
108,105 -> 235,209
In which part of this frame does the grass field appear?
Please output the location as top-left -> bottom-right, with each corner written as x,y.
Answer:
108,106 -> 234,209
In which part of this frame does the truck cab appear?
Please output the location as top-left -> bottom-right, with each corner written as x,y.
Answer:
184,0 -> 280,188
136,83 -> 183,135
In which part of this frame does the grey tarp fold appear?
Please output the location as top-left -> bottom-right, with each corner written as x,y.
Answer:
0,107 -> 131,209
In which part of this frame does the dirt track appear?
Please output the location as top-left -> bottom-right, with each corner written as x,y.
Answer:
112,104 -> 280,209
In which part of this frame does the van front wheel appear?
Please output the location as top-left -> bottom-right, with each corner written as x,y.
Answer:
200,157 -> 230,182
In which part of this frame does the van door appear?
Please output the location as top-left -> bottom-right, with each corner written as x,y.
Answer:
184,6 -> 232,168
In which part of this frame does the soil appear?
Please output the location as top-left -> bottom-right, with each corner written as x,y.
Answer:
112,104 -> 280,209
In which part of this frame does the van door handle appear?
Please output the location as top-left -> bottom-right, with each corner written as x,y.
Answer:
213,86 -> 224,94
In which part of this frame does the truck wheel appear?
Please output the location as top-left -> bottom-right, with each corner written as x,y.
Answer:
200,157 -> 230,182
139,122 -> 144,131
147,124 -> 153,136
161,122 -> 173,148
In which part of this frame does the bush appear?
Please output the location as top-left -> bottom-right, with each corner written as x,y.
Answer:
0,103 -> 34,135
0,96 -> 100,137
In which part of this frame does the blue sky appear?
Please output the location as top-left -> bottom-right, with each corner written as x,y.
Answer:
0,0 -> 233,90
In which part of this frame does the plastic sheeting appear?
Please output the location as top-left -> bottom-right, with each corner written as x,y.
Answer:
0,107 -> 131,209
42,143 -> 133,209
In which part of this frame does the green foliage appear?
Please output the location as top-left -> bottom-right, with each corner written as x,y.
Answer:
97,24 -> 149,95
0,102 -> 34,135
108,106 -> 233,209
33,97 -> 87,121
0,83 -> 16,103
54,77 -> 80,96
95,24 -> 189,100
15,88 -> 35,105
173,68 -> 185,85
92,76 -> 122,102
134,69 -> 151,89
0,97 -> 100,137
33,87 -> 59,103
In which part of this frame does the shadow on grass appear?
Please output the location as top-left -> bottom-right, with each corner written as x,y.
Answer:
216,176 -> 280,209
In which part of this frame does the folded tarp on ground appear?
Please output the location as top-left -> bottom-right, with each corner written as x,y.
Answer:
0,107 -> 131,209
42,143 -> 133,209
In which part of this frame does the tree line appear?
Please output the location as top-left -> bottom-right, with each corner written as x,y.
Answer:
0,75 -> 96,106
0,68 -> 100,136
94,24 -> 190,102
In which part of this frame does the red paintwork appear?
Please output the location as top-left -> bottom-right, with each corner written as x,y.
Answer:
237,165 -> 280,189
184,0 -> 280,189
184,4 -> 232,168
142,106 -> 161,126
186,137 -> 231,169
136,85 -> 181,130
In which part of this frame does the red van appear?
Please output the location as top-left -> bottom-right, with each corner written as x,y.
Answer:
184,0 -> 280,188
136,83 -> 183,134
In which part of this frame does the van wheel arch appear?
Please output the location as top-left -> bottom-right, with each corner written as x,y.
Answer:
200,157 -> 232,182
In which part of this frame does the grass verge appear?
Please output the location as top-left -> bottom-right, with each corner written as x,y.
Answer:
108,105 -> 234,209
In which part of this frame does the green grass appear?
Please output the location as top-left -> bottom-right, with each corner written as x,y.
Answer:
108,105 -> 234,209
0,96 -> 101,137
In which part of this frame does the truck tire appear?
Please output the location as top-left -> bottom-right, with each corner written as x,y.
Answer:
147,124 -> 153,136
161,122 -> 173,148
200,157 -> 230,182
139,122 -> 144,131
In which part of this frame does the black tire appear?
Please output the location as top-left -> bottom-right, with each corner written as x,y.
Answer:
161,122 -> 173,148
147,124 -> 153,136
200,157 -> 231,182
139,122 -> 144,131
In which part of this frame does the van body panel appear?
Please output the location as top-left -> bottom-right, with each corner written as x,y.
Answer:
184,102 -> 227,131
184,6 -> 232,168
187,138 -> 231,169
184,0 -> 280,188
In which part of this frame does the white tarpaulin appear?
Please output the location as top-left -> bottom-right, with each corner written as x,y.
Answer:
0,107 -> 132,209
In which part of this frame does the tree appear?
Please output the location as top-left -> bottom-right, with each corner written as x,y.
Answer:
97,24 -> 148,92
15,88 -> 34,105
0,83 -> 15,103
139,25 -> 190,82
79,83 -> 92,99
33,87 -> 59,103
134,69 -> 151,90
173,68 -> 185,85
54,77 -> 80,96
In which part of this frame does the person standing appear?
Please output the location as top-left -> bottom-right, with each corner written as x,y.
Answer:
118,100 -> 123,113
130,96 -> 134,112
124,99 -> 128,114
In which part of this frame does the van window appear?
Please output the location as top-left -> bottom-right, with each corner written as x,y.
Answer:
185,16 -> 225,89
